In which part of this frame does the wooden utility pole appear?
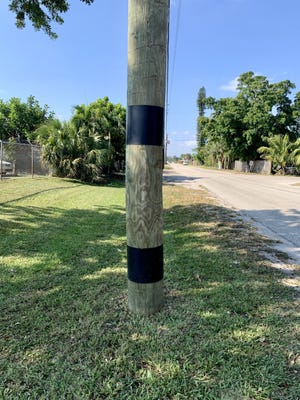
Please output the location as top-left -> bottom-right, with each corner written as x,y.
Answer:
126,0 -> 169,314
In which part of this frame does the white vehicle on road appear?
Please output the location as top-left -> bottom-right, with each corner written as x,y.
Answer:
0,160 -> 13,174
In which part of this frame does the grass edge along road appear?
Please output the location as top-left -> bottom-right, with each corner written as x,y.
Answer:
0,177 -> 299,399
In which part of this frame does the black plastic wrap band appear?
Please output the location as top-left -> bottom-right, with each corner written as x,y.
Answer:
127,245 -> 163,283
126,105 -> 164,146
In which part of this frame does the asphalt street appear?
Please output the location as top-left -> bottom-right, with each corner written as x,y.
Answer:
164,164 -> 300,266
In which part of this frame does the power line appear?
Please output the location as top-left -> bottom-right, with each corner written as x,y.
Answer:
168,0 -> 182,103
165,0 -> 182,159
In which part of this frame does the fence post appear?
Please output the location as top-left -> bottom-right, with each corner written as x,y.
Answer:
31,145 -> 34,178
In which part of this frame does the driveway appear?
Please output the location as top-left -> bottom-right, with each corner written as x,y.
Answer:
164,164 -> 300,266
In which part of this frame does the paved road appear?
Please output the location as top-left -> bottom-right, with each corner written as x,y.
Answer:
164,164 -> 300,265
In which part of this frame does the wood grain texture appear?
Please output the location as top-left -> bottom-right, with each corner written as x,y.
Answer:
126,145 -> 163,249
126,0 -> 169,313
128,0 -> 169,107
128,279 -> 163,314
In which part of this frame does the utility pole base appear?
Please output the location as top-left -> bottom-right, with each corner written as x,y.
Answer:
128,280 -> 163,315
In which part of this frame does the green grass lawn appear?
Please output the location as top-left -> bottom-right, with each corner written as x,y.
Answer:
0,177 -> 299,399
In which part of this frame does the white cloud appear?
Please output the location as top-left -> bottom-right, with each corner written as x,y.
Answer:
184,140 -> 197,148
167,131 -> 197,156
220,76 -> 239,92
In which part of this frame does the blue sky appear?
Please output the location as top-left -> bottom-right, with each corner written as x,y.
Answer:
1,0 -> 300,156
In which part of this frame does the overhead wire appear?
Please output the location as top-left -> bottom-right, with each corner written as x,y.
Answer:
165,0 -> 182,156
168,0 -> 182,104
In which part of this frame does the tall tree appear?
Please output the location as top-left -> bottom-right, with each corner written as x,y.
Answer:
8,0 -> 95,38
196,86 -> 207,155
237,72 -> 295,152
199,72 -> 298,165
0,101 -> 11,140
291,92 -> 300,139
197,86 -> 206,117
0,96 -> 53,142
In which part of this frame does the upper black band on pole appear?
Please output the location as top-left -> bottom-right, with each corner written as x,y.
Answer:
126,105 -> 164,146
127,245 -> 163,283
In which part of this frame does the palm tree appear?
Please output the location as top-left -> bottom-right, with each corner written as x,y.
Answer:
37,120 -> 77,177
35,99 -> 126,182
258,134 -> 293,175
71,104 -> 113,180
291,138 -> 300,168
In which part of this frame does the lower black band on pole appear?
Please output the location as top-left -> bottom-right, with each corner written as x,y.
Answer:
126,105 -> 164,146
127,245 -> 163,283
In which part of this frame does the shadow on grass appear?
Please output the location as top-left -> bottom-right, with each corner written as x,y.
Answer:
0,203 -> 126,295
0,184 -> 83,206
0,199 -> 299,399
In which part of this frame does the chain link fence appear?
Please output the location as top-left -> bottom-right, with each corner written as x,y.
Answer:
0,141 -> 51,178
